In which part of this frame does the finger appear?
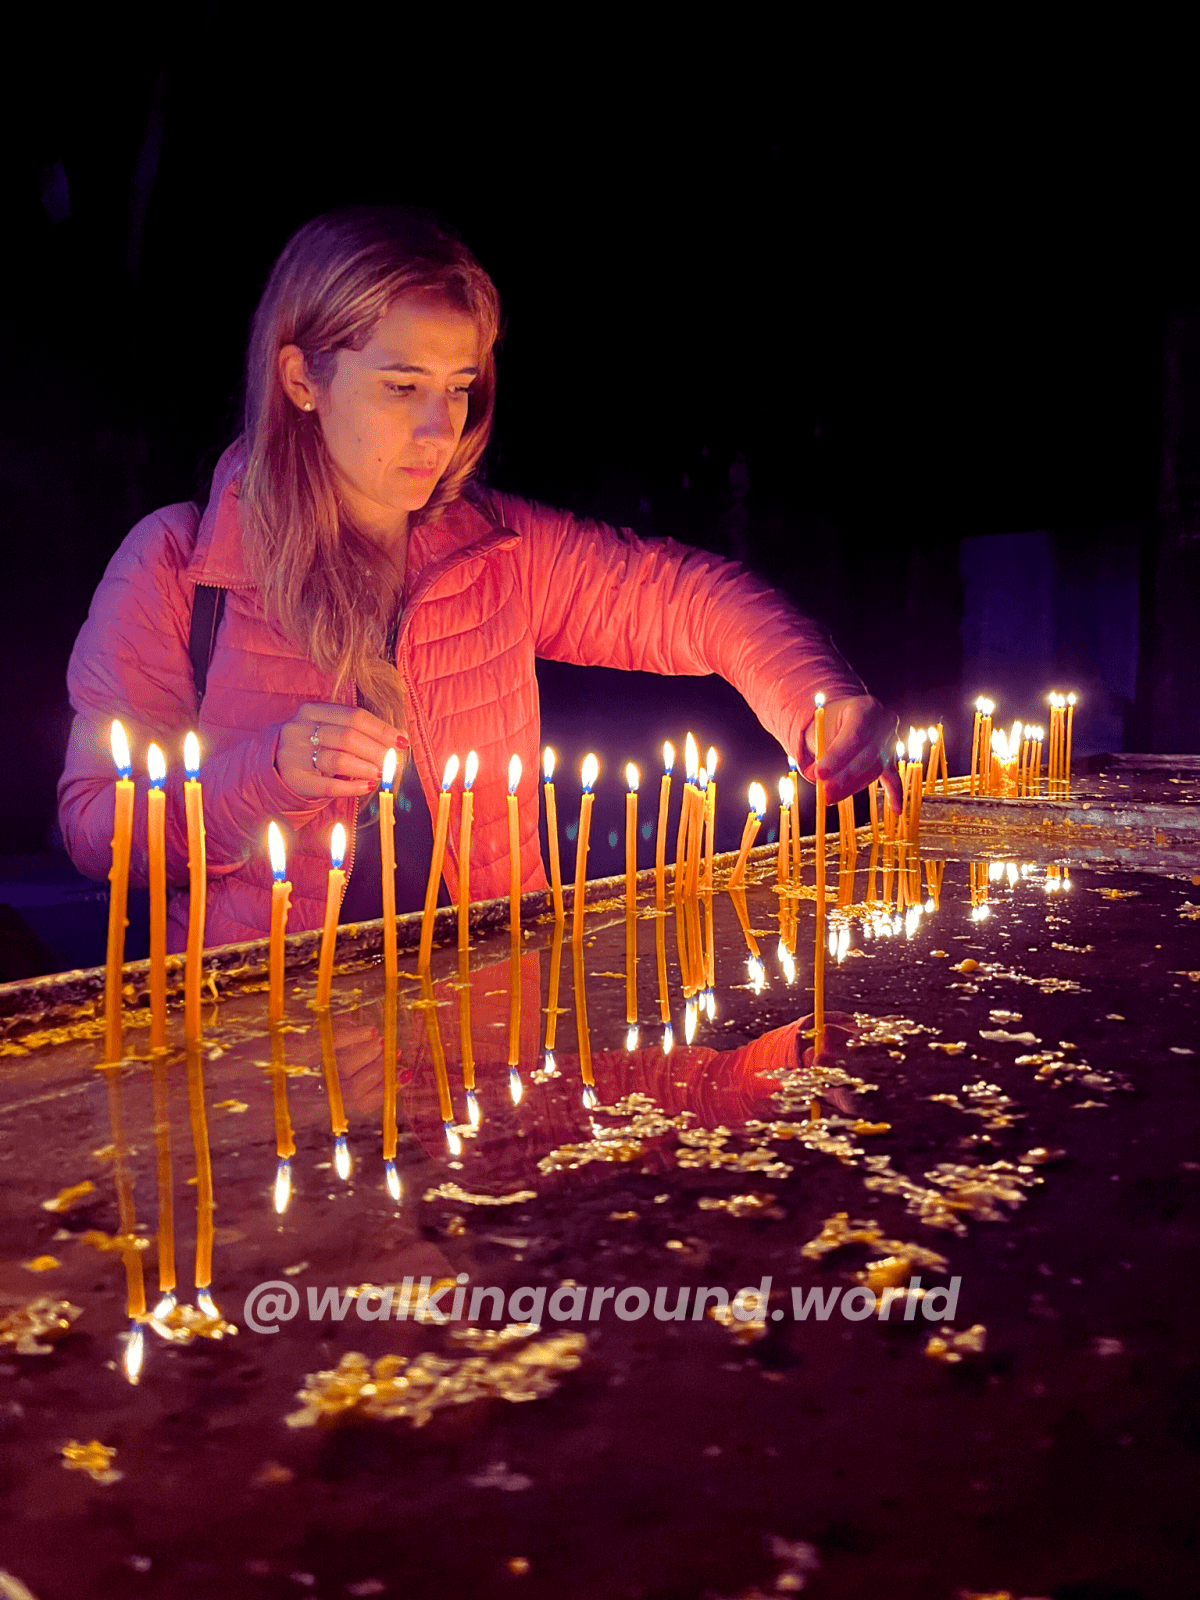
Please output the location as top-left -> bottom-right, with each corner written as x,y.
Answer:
312,747 -> 381,783
296,702 -> 405,746
880,765 -> 904,813
312,724 -> 397,769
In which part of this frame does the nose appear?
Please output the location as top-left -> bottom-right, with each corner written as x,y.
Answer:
412,392 -> 457,445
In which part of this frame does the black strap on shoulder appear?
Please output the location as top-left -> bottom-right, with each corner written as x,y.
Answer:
189,584 -> 227,707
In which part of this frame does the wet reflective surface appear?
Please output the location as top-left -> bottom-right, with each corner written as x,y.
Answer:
3,842 -> 1200,1598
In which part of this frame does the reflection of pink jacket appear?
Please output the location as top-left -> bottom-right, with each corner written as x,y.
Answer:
59,444 -> 864,950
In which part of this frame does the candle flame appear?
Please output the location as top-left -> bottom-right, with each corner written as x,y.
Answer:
123,1323 -> 145,1385
330,822 -> 346,870
184,730 -> 201,780
788,754 -> 797,771
581,752 -> 599,792
991,729 -> 1009,759
697,766 -> 709,792
1067,692 -> 1077,706
147,741 -> 166,786
508,1065 -> 523,1106
466,1088 -> 481,1128
814,691 -> 826,708
685,732 -> 698,781
268,820 -> 287,881
662,740 -> 675,773
507,753 -> 521,794
706,745 -> 718,775
274,1159 -> 292,1214
779,775 -> 795,807
110,720 -> 131,778
543,746 -> 555,782
626,762 -> 639,792
896,741 -> 906,762
748,782 -> 767,818
385,1160 -> 401,1202
907,727 -> 926,761
1009,721 -> 1023,749
461,749 -> 478,790
381,747 -> 397,791
445,1120 -> 463,1155
334,1134 -> 351,1182
441,753 -> 460,790
927,726 -> 939,744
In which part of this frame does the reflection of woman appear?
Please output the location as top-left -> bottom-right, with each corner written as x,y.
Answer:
59,207 -> 901,951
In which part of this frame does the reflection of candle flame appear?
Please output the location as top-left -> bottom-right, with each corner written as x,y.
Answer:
662,1023 -> 674,1054
334,1134 -> 351,1183
274,1159 -> 292,1214
152,1291 -> 176,1320
184,729 -> 201,779
582,1084 -> 598,1109
777,941 -> 796,984
544,1049 -> 556,1074
124,1324 -> 145,1385
508,1066 -> 523,1107
445,1120 -> 463,1155
196,1288 -> 219,1320
385,1160 -> 401,1202
625,1024 -> 639,1051
684,997 -> 697,1045
466,1088 -> 481,1127
748,956 -> 766,993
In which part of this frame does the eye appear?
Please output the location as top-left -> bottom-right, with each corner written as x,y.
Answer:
385,382 -> 415,395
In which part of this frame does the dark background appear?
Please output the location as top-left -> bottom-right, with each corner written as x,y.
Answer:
2,22 -> 1198,974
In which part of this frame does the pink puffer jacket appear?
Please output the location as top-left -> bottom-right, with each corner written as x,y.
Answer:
59,444 -> 865,951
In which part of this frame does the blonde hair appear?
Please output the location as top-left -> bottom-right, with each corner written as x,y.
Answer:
239,207 -> 502,721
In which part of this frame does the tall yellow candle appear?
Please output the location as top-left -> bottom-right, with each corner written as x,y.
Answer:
787,755 -> 802,880
102,1064 -> 146,1384
937,722 -> 948,792
572,753 -> 599,943
1065,693 -> 1077,788
704,745 -> 719,890
267,822 -> 291,1025
507,754 -> 522,937
315,822 -> 347,1009
104,721 -> 135,1065
813,693 -> 827,1046
869,779 -> 880,841
317,1007 -> 351,1181
655,742 -> 674,906
419,754 -> 459,971
625,763 -> 639,910
545,915 -> 566,1056
183,732 -> 206,1046
924,726 -> 940,795
727,783 -> 766,888
674,734 -> 698,903
379,747 -> 398,982
625,906 -> 638,1026
457,749 -> 478,951
146,742 -> 168,1052
543,748 -> 564,923
686,768 -> 707,899
968,699 -> 983,795
777,775 -> 794,884
269,1022 -> 295,1215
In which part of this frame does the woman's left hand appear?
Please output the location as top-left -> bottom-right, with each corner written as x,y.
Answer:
800,694 -> 903,811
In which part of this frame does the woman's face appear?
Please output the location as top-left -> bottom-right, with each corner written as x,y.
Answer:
281,290 -> 480,538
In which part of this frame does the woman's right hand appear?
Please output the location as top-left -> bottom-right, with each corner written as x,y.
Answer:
275,702 -> 407,799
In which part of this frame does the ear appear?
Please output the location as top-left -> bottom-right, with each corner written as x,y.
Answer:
278,344 -> 317,412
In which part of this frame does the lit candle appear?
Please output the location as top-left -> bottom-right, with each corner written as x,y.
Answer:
777,776 -> 794,884
380,747 -> 398,982
674,733 -> 699,904
704,745 -> 719,890
868,778 -> 880,841
146,742 -> 167,1052
893,741 -> 907,841
317,1008 -> 351,1182
813,693 -> 827,1045
727,782 -> 766,888
655,742 -> 674,907
1065,692 -> 1077,789
907,728 -> 926,837
980,701 -> 995,792
543,748 -> 564,923
838,796 -> 857,857
625,763 -> 639,909
419,754 -> 459,971
1033,725 -> 1044,791
572,937 -> 596,1108
969,698 -> 984,795
686,766 -> 707,899
315,823 -> 347,1009
924,726 -> 940,795
507,754 -> 522,937
572,752 -> 599,943
267,821 -> 291,1025
937,722 -> 948,792
787,755 -> 802,881
457,751 -> 478,952
104,721 -> 135,1064
183,732 -> 207,1046
269,1023 -> 295,1215
150,1052 -> 175,1313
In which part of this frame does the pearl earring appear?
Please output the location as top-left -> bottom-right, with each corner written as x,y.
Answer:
303,402 -> 314,412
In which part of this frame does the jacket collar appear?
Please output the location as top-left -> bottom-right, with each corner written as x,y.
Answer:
183,440 -> 513,589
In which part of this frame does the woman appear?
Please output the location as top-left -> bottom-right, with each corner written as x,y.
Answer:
58,207 -> 901,951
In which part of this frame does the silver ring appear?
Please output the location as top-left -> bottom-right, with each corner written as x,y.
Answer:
310,724 -> 321,769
